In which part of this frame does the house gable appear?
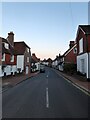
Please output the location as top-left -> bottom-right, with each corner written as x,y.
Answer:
76,25 -> 90,55
64,44 -> 77,64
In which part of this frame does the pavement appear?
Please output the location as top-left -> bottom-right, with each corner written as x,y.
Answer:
2,71 -> 40,92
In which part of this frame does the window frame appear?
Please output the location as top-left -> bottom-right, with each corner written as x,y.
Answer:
2,53 -> 5,61
4,43 -> 9,49
79,38 -> 83,54
10,55 -> 14,62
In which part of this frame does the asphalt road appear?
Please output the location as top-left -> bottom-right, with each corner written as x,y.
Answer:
2,67 -> 90,118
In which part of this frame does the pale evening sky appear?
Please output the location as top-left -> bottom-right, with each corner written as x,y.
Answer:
2,2 -> 88,60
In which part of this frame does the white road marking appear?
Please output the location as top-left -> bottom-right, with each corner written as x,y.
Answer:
46,87 -> 49,108
46,75 -> 48,78
72,83 -> 90,96
53,69 -> 90,96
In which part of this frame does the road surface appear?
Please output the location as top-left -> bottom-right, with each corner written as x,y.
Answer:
2,67 -> 90,118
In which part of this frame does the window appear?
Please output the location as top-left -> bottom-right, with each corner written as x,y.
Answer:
10,55 -> 14,62
26,48 -> 29,53
79,38 -> 83,53
27,57 -> 29,62
4,43 -> 9,49
2,53 -> 5,61
73,47 -> 77,54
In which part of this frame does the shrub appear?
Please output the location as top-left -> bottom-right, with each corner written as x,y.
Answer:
63,63 -> 77,74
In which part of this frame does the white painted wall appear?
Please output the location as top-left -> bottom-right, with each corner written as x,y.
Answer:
4,65 -> 11,76
11,65 -> 17,75
0,66 -> 3,77
59,64 -> 64,71
17,55 -> 24,73
35,62 -> 40,71
55,60 -> 58,66
0,65 -> 17,77
52,61 -> 55,68
77,53 -> 89,78
42,62 -> 48,66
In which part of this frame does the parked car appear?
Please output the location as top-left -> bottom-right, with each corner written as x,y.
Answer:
40,64 -> 45,73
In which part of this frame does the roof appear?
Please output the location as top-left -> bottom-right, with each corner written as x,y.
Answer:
47,58 -> 52,62
1,37 -> 17,55
79,25 -> 90,34
0,37 -> 9,44
14,41 -> 31,55
31,53 -> 40,63
63,43 -> 77,57
14,41 -> 30,49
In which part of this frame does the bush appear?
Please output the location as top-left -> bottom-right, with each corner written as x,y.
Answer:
63,63 -> 77,74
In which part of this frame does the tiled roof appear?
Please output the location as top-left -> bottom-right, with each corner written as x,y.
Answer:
31,53 -> 40,63
79,25 -> 90,34
14,41 -> 30,55
1,37 -> 17,55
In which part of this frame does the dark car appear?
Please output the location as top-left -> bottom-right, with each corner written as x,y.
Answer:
40,64 -> 45,73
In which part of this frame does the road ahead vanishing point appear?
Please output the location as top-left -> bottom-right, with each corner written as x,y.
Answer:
2,67 -> 90,118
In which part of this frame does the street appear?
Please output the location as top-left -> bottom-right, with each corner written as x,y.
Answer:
2,67 -> 90,118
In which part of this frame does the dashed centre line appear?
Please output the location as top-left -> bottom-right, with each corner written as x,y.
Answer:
46,87 -> 49,108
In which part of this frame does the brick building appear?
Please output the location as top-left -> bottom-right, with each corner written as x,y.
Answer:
76,25 -> 90,79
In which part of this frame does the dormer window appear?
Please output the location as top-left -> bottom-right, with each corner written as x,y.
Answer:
79,38 -> 83,53
4,43 -> 9,49
10,55 -> 14,62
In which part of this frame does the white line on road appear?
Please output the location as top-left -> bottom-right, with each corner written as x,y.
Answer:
53,69 -> 90,96
46,87 -> 49,108
46,75 -> 48,78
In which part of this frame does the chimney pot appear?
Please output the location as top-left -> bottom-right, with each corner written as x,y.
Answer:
8,31 -> 14,47
69,41 -> 74,48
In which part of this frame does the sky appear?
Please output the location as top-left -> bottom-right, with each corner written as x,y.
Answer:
1,2 -> 88,60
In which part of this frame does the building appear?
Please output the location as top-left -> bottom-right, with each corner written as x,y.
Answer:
52,55 -> 60,69
0,38 -> 2,76
0,31 -> 31,77
46,58 -> 52,67
42,59 -> 48,66
58,41 -> 77,71
0,32 -> 17,77
63,41 -> 77,64
76,25 -> 90,80
31,53 -> 40,72
14,41 -> 31,74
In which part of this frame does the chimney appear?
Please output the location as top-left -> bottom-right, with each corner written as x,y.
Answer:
69,41 -> 74,48
8,31 -> 14,47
